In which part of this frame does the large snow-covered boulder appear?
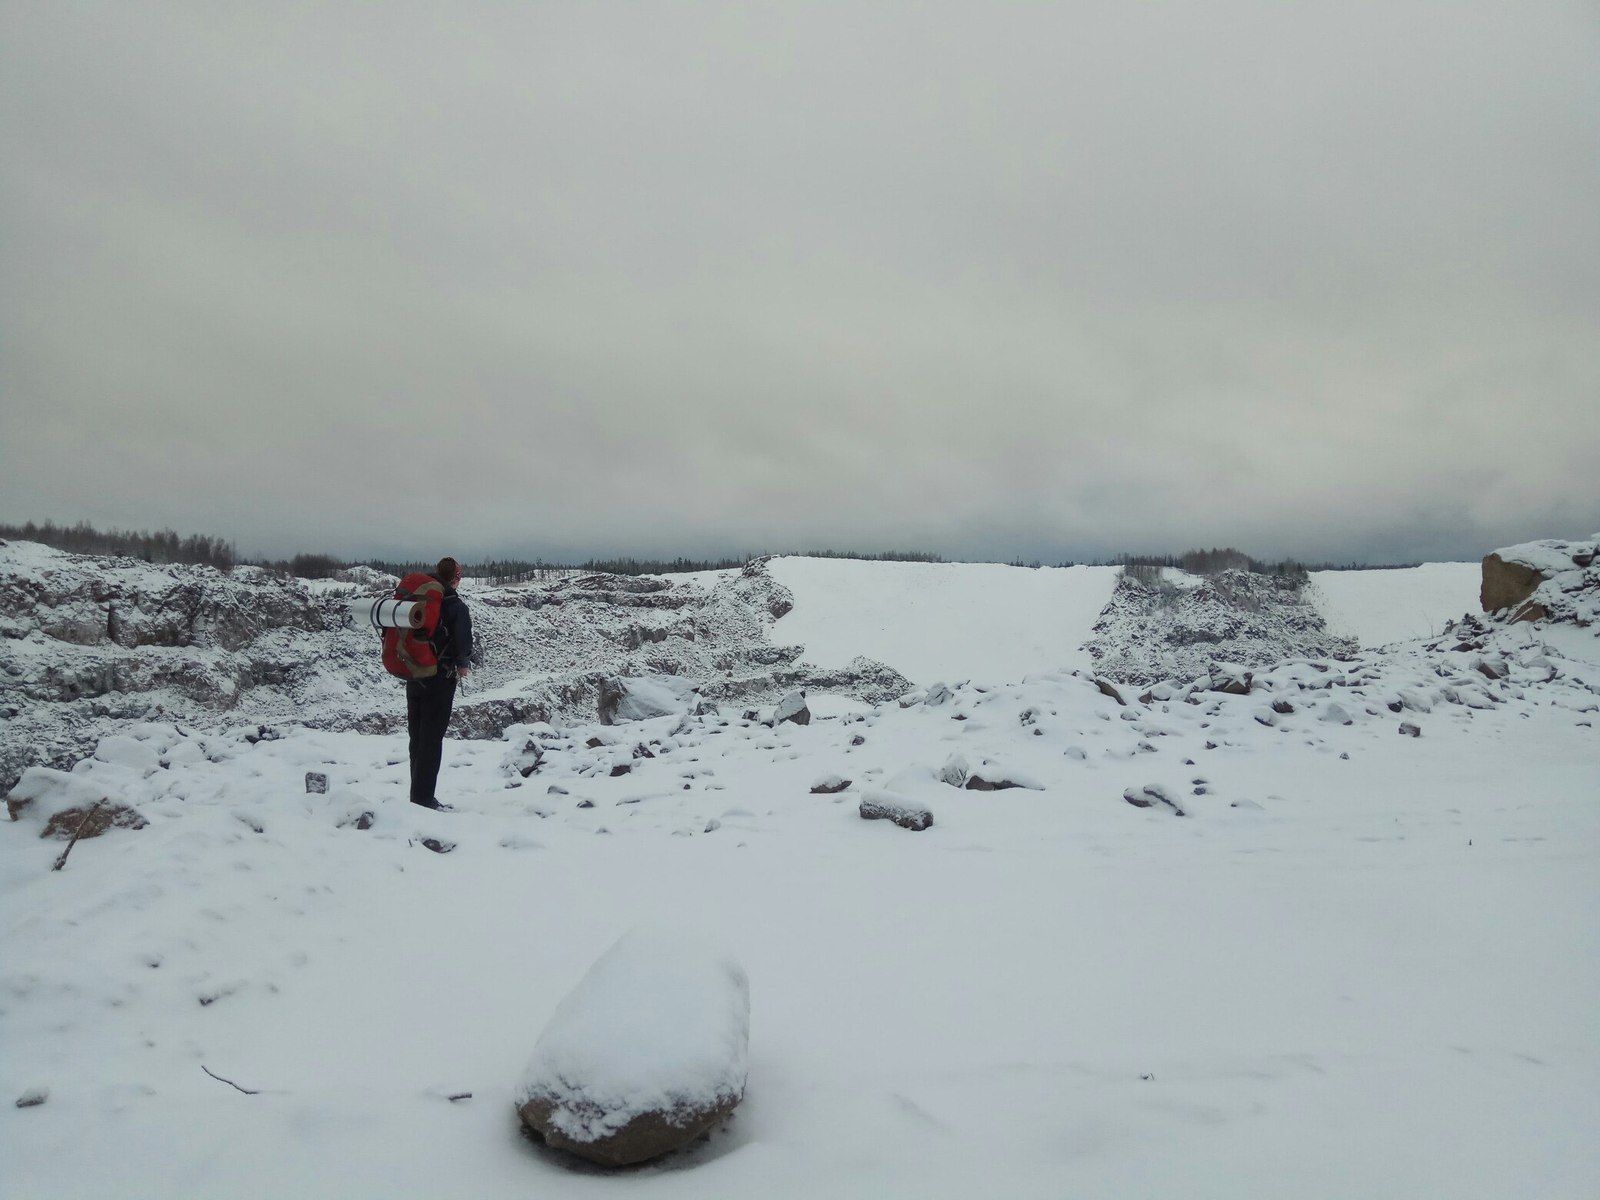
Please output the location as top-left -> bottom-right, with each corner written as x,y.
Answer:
5,767 -> 147,839
516,927 -> 750,1167
596,675 -> 699,725
1480,535 -> 1599,624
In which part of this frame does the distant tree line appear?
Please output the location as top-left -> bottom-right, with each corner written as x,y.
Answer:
4,521 -> 1425,579
1111,547 -> 1308,577
0,519 -> 237,569
794,548 -> 946,564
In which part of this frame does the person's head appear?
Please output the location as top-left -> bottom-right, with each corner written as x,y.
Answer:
435,557 -> 462,586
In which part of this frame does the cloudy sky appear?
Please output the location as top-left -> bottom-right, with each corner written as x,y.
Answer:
2,2 -> 1596,565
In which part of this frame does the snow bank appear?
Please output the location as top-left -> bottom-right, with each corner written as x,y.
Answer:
1310,563 -> 1480,647
765,557 -> 1120,685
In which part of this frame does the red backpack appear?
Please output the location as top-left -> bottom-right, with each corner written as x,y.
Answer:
381,572 -> 446,680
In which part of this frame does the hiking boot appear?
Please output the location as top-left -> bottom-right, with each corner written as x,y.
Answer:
410,797 -> 453,811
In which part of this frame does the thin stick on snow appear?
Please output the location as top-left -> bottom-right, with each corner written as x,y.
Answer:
201,1065 -> 260,1095
51,801 -> 105,872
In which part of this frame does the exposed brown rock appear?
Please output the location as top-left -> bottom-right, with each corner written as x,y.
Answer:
1480,553 -> 1544,615
1094,677 -> 1128,706
40,803 -> 147,840
519,1096 -> 738,1167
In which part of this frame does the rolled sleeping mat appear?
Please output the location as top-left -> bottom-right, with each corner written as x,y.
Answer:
350,597 -> 427,630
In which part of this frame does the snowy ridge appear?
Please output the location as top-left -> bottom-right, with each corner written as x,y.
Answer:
0,545 -> 907,792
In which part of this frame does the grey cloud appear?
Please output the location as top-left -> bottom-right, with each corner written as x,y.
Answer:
2,1 -> 1596,564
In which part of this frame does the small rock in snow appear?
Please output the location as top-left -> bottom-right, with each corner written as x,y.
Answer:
1122,784 -> 1186,816
305,771 -> 329,794
859,792 -> 934,831
938,754 -> 971,788
773,690 -> 811,726
15,1086 -> 49,1109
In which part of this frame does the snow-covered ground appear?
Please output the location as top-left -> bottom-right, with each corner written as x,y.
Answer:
1310,563 -> 1483,648
761,558 -> 1121,682
3,551 -> 1597,1198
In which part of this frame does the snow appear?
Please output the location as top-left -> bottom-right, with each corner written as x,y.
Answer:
1310,563 -> 1481,648
763,557 -> 1121,684
515,926 -> 749,1145
2,554 -> 1598,1197
1494,534 -> 1599,576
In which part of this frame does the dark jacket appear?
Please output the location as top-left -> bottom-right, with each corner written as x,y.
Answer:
432,583 -> 475,671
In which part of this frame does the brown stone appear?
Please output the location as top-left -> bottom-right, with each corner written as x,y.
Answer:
40,803 -> 147,841
1480,554 -> 1544,615
519,1094 -> 738,1167
1094,677 -> 1128,706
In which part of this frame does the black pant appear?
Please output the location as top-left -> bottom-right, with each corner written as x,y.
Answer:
406,673 -> 457,804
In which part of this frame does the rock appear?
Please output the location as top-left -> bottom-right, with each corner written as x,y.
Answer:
15,1087 -> 49,1109
6,767 -> 147,838
505,739 -> 544,778
420,837 -> 454,854
1320,702 -> 1355,725
773,690 -> 810,726
1122,784 -> 1186,816
1093,677 -> 1128,706
850,734 -> 866,747
1480,553 -> 1545,614
1476,656 -> 1509,680
1398,688 -> 1434,713
516,927 -> 749,1167
1399,722 -> 1422,738
964,761 -> 1041,791
923,681 -> 953,707
938,754 -> 971,788
1208,662 -> 1253,695
1271,698 -> 1296,714
305,771 -> 328,794
810,774 -> 852,794
597,676 -> 698,725
859,792 -> 934,831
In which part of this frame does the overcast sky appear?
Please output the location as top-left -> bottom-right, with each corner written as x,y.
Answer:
2,2 -> 1597,564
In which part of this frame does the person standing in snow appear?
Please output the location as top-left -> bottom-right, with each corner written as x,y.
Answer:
409,556 -> 475,810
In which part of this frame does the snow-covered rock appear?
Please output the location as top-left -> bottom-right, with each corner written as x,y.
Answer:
772,689 -> 810,726
859,791 -> 934,831
1088,568 -> 1357,686
5,766 -> 148,839
515,926 -> 750,1166
597,675 -> 698,725
1480,534 -> 1600,628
